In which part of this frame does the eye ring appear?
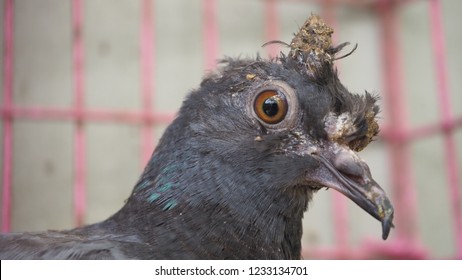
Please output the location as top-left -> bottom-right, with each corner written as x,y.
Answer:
254,90 -> 288,124
249,80 -> 299,130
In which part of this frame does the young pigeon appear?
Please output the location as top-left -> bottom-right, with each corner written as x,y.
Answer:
0,14 -> 393,259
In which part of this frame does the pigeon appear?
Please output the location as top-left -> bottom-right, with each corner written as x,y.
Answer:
0,14 -> 393,259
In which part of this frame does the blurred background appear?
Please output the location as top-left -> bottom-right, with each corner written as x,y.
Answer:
0,0 -> 461,259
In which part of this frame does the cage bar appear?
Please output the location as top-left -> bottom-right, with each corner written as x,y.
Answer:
203,0 -> 218,71
264,0 -> 280,59
72,0 -> 86,227
140,0 -> 155,167
428,0 -> 462,258
382,116 -> 462,142
0,107 -> 175,124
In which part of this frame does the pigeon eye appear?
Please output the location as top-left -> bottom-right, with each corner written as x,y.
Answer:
254,90 -> 288,124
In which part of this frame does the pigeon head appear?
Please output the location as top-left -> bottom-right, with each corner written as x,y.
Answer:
0,14 -> 393,260
119,14 -> 393,259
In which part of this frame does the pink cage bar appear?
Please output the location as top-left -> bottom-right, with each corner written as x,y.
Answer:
1,0 -> 461,259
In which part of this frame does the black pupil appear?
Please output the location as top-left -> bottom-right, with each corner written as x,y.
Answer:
262,97 -> 279,117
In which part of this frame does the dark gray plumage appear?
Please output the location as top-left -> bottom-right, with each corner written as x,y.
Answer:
0,15 -> 393,260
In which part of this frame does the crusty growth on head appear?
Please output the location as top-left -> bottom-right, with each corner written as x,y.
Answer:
289,14 -> 334,67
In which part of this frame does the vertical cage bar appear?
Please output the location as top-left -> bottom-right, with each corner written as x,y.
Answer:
377,0 -> 419,242
428,0 -> 462,258
140,0 -> 155,166
1,0 -> 14,233
72,0 -> 86,227
203,0 -> 218,71
263,0 -> 280,59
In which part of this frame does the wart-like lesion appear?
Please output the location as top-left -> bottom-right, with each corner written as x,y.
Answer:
324,112 -> 356,143
324,109 -> 379,152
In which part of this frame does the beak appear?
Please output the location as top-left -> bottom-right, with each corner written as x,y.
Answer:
307,143 -> 394,240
